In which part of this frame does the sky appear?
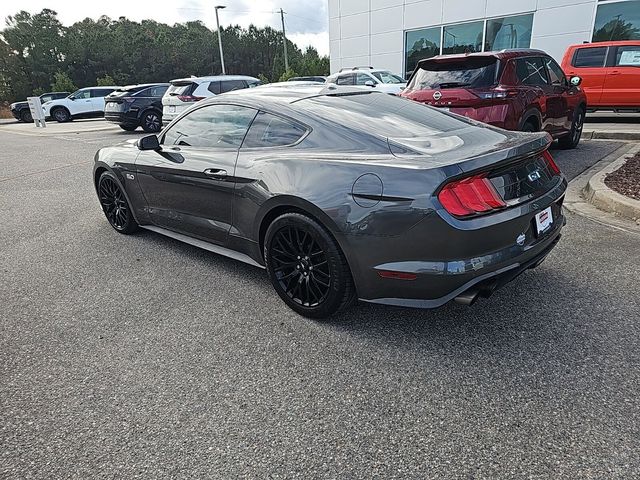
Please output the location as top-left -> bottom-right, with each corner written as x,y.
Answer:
0,0 -> 330,55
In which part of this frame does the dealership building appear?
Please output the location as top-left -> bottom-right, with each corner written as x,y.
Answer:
328,0 -> 640,77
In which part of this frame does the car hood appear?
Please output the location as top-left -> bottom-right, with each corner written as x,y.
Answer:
11,101 -> 28,109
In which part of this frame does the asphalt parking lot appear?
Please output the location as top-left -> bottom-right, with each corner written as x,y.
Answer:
1,121 -> 639,478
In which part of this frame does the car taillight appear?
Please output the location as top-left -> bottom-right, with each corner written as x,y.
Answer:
438,174 -> 506,217
177,95 -> 205,102
542,150 -> 561,175
473,88 -> 518,100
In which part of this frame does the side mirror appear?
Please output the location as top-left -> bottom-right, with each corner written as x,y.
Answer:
364,80 -> 375,87
570,76 -> 582,87
138,135 -> 160,150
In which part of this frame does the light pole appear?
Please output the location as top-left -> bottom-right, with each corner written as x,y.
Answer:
214,5 -> 226,75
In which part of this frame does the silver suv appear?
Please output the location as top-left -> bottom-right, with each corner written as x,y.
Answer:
326,67 -> 406,94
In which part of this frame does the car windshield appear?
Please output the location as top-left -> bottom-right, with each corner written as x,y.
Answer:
406,57 -> 498,90
372,71 -> 405,84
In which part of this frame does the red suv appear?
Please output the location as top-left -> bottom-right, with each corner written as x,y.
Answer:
401,50 -> 587,149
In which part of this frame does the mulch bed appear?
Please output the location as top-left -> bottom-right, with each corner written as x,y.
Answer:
604,153 -> 640,201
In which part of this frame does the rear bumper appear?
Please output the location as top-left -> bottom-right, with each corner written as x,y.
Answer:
348,177 -> 567,308
104,111 -> 138,126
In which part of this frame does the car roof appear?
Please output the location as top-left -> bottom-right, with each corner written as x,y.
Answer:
208,84 -> 385,108
417,49 -> 548,67
118,83 -> 170,90
81,86 -> 120,89
170,75 -> 260,84
567,40 -> 640,48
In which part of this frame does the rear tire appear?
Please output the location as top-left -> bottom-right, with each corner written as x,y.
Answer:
558,107 -> 585,150
264,213 -> 356,319
141,111 -> 162,133
52,107 -> 70,123
119,124 -> 138,131
20,110 -> 33,123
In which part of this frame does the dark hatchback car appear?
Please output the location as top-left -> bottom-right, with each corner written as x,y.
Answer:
401,50 -> 587,149
93,85 -> 566,319
10,92 -> 69,122
104,83 -> 169,132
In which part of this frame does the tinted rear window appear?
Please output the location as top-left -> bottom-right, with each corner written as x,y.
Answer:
407,57 -> 498,90
296,92 -> 464,139
572,47 -> 607,68
167,82 -> 197,96
221,80 -> 247,93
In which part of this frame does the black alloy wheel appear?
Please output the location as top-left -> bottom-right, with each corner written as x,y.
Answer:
264,213 -> 355,318
20,110 -> 33,123
52,107 -> 70,123
141,111 -> 162,133
558,107 -> 585,149
98,172 -> 138,234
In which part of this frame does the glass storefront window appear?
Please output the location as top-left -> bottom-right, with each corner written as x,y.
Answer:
593,0 -> 640,41
405,27 -> 441,79
443,21 -> 483,55
485,14 -> 534,51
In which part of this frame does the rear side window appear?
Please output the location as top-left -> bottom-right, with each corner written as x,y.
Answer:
167,82 -> 197,96
162,104 -> 257,148
572,47 -> 607,68
207,82 -> 221,94
515,57 -> 549,86
336,74 -> 354,85
220,80 -> 247,93
615,45 -> 640,66
355,73 -> 373,85
92,89 -> 115,97
242,111 -> 307,148
149,85 -> 168,97
406,57 -> 497,90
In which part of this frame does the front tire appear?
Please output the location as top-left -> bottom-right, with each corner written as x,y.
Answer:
97,171 -> 138,234
264,213 -> 355,319
52,107 -> 70,123
558,107 -> 585,150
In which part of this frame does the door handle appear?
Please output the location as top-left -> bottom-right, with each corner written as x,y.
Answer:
203,168 -> 227,178
610,71 -> 621,75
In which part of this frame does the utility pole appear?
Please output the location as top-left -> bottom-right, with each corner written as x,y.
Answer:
279,8 -> 289,71
215,5 -> 226,75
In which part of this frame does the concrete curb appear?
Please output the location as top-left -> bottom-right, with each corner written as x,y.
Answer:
564,143 -> 640,235
582,130 -> 640,141
583,144 -> 640,223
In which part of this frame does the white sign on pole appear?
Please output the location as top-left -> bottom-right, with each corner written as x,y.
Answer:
27,97 -> 46,128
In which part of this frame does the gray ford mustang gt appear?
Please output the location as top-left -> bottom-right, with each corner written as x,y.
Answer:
93,84 -> 566,318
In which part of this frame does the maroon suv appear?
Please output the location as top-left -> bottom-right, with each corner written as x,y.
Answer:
400,49 -> 587,149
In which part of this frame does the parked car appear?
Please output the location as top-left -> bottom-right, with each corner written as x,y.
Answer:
93,85 -> 566,318
104,83 -> 169,132
401,49 -> 587,149
161,75 -> 262,125
10,92 -> 70,122
287,76 -> 326,83
42,86 -> 119,122
561,41 -> 640,112
326,67 -> 407,94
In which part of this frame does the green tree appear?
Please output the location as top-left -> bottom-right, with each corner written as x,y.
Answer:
96,74 -> 115,86
278,68 -> 299,82
51,71 -> 76,92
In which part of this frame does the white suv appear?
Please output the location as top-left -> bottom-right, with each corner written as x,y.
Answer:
42,86 -> 119,122
162,75 -> 261,125
326,67 -> 406,94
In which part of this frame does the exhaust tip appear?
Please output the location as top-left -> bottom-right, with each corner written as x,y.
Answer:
454,289 -> 480,306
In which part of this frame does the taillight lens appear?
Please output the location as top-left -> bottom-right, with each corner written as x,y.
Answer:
438,174 -> 506,217
177,95 -> 205,102
542,150 -> 561,175
473,88 -> 518,100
